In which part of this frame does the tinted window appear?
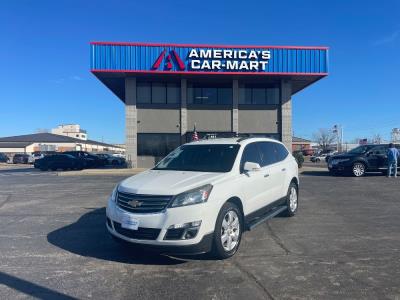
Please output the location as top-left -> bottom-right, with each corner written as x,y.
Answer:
348,145 -> 374,154
218,88 -> 232,104
137,82 -> 180,104
137,82 -> 151,104
274,143 -> 289,161
371,145 -> 387,155
258,142 -> 278,166
138,133 -> 181,157
239,85 -> 280,105
154,144 -> 240,172
151,82 -> 166,104
202,88 -> 218,104
240,143 -> 262,171
187,83 -> 232,105
167,83 -> 180,104
252,88 -> 266,104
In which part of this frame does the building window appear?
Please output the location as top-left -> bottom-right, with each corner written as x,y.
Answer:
239,85 -> 280,105
137,82 -> 180,104
167,83 -> 180,103
137,82 -> 151,104
151,82 -> 166,103
138,133 -> 181,157
187,83 -> 232,105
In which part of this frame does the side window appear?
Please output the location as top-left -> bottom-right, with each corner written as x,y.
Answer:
371,146 -> 386,155
258,142 -> 278,167
240,143 -> 263,172
274,143 -> 289,162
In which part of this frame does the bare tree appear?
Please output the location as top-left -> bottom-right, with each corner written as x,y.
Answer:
372,134 -> 382,144
313,128 -> 336,151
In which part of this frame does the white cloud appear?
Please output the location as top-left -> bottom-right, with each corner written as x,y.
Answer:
49,75 -> 84,84
373,29 -> 400,46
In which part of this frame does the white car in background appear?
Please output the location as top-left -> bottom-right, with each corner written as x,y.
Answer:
106,137 -> 299,259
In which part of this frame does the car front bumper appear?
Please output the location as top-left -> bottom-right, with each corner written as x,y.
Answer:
106,198 -> 215,254
328,161 -> 352,172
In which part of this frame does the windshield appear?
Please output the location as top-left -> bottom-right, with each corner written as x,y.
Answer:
348,145 -> 375,154
153,144 -> 240,172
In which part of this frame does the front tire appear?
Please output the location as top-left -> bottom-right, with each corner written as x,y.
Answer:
352,162 -> 365,177
212,202 -> 243,259
284,182 -> 298,217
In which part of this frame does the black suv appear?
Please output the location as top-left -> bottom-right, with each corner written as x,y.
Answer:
63,151 -> 103,168
34,154 -> 83,171
328,144 -> 400,177
0,153 -> 9,163
12,153 -> 30,164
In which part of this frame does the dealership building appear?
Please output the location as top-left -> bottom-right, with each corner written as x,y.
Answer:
91,42 -> 328,167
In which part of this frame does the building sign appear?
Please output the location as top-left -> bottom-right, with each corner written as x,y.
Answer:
188,49 -> 271,71
90,42 -> 329,75
152,48 -> 271,72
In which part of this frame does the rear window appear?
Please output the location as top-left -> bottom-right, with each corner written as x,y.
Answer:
274,143 -> 289,161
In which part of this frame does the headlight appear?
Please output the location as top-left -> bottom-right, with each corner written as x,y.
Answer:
170,184 -> 213,208
110,184 -> 119,202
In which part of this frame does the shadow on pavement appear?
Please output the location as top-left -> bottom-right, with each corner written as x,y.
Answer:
300,170 -> 331,176
47,208 -> 185,265
301,170 -> 385,177
0,271 -> 77,299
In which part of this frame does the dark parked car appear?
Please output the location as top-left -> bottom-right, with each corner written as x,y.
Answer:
0,153 -> 9,163
13,154 -> 30,164
95,153 -> 126,166
328,144 -> 400,177
63,151 -> 103,168
34,154 -> 83,171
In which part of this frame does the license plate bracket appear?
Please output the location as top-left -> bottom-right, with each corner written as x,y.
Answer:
121,215 -> 139,230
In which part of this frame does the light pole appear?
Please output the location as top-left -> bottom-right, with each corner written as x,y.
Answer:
333,124 -> 343,152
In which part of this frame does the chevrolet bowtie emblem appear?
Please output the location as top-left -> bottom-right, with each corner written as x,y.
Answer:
127,200 -> 142,208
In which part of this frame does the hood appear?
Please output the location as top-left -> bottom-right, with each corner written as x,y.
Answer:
118,169 -> 227,195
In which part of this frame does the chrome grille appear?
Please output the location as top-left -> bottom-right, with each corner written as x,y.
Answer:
116,191 -> 172,214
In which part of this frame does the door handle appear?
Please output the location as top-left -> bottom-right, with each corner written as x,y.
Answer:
264,174 -> 270,178
281,168 -> 286,172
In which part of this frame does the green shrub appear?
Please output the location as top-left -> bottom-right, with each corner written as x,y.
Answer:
293,151 -> 304,168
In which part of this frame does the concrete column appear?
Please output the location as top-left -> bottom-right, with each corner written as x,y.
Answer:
280,80 -> 292,150
232,79 -> 239,134
180,78 -> 188,144
125,77 -> 137,168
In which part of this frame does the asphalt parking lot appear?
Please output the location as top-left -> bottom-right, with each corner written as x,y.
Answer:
0,168 -> 399,299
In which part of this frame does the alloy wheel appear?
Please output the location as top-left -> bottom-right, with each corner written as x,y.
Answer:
353,163 -> 365,177
289,186 -> 298,212
221,210 -> 240,252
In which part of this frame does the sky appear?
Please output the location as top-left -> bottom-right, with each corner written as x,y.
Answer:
1,0 -> 399,144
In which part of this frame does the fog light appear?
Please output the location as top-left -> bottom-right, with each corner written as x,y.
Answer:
168,220 -> 202,229
184,228 -> 199,239
165,221 -> 202,240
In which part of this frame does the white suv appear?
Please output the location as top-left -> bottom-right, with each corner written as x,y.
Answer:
106,137 -> 299,259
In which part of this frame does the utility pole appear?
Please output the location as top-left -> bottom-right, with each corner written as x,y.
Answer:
333,124 -> 344,152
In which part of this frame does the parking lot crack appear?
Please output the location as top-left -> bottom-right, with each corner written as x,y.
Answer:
232,259 -> 275,300
265,222 -> 291,255
0,194 -> 12,209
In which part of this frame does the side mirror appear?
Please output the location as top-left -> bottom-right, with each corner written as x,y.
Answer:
243,162 -> 261,173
